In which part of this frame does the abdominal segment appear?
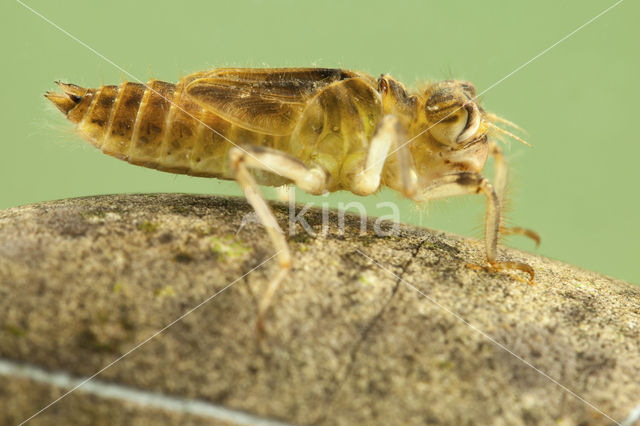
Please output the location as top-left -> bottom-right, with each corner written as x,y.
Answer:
46,73 -> 379,189
48,79 -> 269,180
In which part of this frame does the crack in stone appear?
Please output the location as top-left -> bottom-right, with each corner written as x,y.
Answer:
312,237 -> 429,424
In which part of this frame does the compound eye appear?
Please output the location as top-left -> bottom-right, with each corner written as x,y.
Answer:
427,102 -> 481,147
424,81 -> 484,147
429,107 -> 468,146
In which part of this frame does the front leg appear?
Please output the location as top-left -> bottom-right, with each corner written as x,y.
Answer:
415,172 -> 534,282
489,142 -> 540,246
351,115 -> 418,197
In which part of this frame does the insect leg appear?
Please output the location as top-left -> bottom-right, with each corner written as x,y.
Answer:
229,145 -> 328,335
352,115 -> 417,197
489,142 -> 540,246
416,172 -> 534,282
488,141 -> 508,203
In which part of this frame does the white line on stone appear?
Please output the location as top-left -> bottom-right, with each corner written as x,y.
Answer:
620,403 -> 640,426
0,358 -> 294,426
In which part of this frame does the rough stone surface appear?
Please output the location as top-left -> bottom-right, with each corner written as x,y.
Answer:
0,193 -> 638,426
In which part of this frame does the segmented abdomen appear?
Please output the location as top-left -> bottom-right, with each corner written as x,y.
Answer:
68,79 -> 240,179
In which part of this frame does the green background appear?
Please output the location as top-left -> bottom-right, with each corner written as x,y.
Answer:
2,0 -> 638,284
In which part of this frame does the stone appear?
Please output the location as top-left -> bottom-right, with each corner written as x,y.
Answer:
0,194 -> 638,425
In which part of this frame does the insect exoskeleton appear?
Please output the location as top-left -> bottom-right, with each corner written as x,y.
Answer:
46,68 -> 539,335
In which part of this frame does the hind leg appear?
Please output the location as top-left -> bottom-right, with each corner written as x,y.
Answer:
229,145 -> 328,336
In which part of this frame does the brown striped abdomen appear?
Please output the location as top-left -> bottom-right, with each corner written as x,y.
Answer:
45,73 -> 378,188
47,79 -> 243,179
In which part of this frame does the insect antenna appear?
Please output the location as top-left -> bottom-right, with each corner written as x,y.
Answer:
486,121 -> 531,147
485,112 -> 526,132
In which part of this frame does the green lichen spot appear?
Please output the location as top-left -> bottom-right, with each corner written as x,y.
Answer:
437,360 -> 455,370
83,208 -> 106,218
171,205 -> 189,215
358,235 -> 375,247
290,233 -> 311,244
137,221 -> 159,233
358,275 -> 372,285
113,282 -> 123,293
210,236 -> 252,261
155,286 -> 176,298
195,226 -> 214,237
6,324 -> 26,337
